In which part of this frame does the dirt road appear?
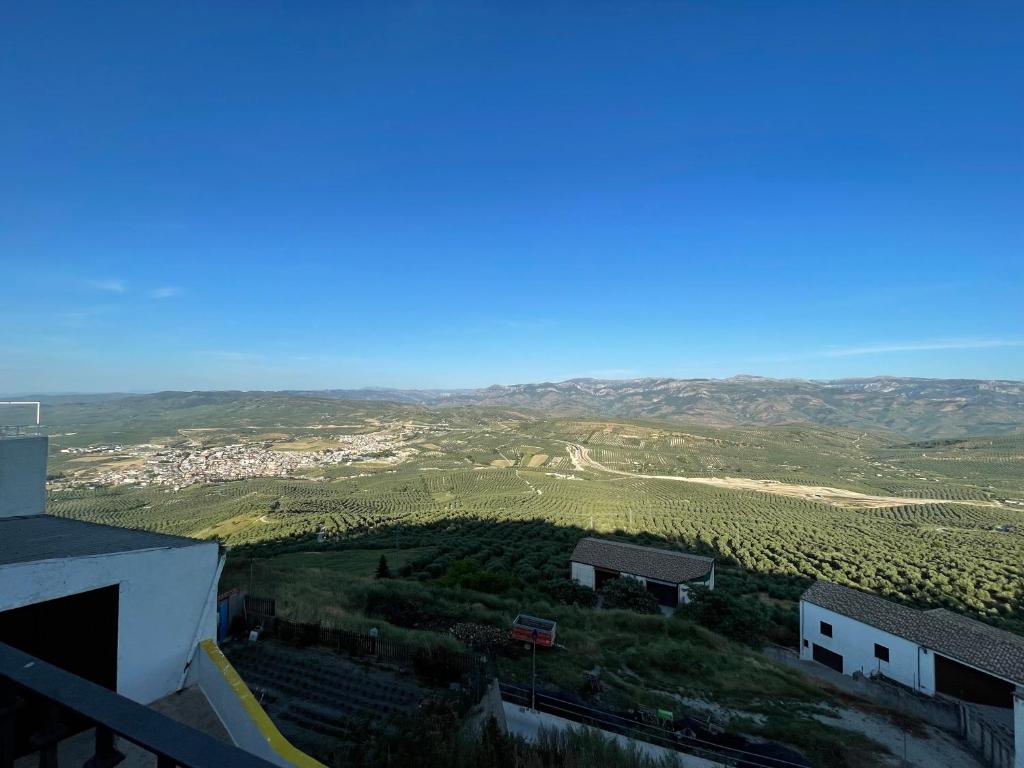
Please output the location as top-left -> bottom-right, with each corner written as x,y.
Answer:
565,444 -> 1002,510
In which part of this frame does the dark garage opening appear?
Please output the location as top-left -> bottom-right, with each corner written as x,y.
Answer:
644,579 -> 678,608
0,585 -> 119,756
594,567 -> 620,591
813,643 -> 844,673
935,654 -> 1015,708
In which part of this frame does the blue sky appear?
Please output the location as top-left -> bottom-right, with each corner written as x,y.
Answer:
2,2 -> 1021,393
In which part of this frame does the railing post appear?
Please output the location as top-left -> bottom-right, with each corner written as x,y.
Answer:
31,701 -> 65,768
0,676 -> 19,768
83,725 -> 125,768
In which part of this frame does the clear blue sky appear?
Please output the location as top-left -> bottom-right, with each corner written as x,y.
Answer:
2,2 -> 1021,393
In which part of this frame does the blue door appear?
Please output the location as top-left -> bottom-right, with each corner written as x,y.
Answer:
217,599 -> 230,642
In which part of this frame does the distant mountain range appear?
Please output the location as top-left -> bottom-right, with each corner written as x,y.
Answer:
304,376 -> 1024,437
12,376 -> 1024,438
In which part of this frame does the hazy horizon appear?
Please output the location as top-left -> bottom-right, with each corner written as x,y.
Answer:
7,370 -> 1024,399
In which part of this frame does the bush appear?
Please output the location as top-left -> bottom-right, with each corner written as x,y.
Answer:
438,559 -> 520,594
676,587 -> 770,647
365,590 -> 430,628
550,578 -> 599,608
600,577 -> 659,614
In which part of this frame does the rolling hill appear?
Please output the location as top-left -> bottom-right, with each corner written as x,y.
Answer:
12,375 -> 1024,438
311,376 -> 1024,437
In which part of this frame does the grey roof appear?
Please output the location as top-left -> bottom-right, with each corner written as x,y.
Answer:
0,514 -> 212,566
571,537 -> 713,584
802,581 -> 1024,686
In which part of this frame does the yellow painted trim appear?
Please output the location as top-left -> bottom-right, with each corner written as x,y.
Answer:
199,640 -> 327,768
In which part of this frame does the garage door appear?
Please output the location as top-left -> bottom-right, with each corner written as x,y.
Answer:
813,643 -> 844,673
935,654 -> 1014,708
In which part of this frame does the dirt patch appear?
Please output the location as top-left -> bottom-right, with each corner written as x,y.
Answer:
192,513 -> 259,539
490,459 -> 514,468
527,453 -> 549,467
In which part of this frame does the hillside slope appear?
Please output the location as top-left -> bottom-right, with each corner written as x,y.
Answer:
314,376 -> 1024,437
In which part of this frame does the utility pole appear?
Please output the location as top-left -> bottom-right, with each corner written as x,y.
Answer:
531,629 -> 538,712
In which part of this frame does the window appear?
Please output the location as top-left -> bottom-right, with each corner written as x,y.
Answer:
820,621 -> 833,638
803,639 -> 809,648
874,643 -> 890,663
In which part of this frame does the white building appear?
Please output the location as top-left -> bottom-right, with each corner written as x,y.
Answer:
0,430 -> 323,767
801,581 -> 1024,768
570,537 -> 714,608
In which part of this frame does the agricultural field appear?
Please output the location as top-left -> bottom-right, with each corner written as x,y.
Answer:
38,392 -> 1024,766
45,397 -> 1024,632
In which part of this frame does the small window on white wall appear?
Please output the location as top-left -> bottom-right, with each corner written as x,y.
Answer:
820,621 -> 833,638
874,643 -> 890,662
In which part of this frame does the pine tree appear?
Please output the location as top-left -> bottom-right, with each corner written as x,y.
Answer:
375,554 -> 391,579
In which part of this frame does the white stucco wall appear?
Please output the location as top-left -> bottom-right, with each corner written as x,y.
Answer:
0,435 -> 47,518
0,542 -> 221,704
800,601 -> 935,694
1014,689 -> 1023,768
190,645 -> 293,767
570,561 -> 595,588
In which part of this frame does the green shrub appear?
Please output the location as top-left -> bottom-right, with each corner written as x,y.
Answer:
600,577 -> 659,614
675,586 -> 769,646
549,578 -> 599,607
438,559 -> 520,594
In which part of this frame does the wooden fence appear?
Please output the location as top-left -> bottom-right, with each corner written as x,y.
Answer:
244,595 -> 276,619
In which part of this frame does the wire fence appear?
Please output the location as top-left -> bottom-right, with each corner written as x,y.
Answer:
500,682 -> 811,768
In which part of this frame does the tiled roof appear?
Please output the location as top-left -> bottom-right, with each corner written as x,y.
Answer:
570,537 -> 713,584
0,514 -> 212,566
802,581 -> 1024,686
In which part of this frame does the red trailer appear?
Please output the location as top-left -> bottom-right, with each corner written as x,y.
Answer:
512,614 -> 557,647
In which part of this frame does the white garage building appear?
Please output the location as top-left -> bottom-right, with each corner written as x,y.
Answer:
570,537 -> 714,608
801,581 -> 1024,767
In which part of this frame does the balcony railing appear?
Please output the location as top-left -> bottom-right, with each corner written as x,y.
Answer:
0,401 -> 41,438
0,425 -> 42,438
0,642 -> 279,768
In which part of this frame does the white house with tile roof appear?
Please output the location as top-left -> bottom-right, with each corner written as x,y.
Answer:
800,581 -> 1024,768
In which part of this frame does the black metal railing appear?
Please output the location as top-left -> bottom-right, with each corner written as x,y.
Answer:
0,642 -> 279,768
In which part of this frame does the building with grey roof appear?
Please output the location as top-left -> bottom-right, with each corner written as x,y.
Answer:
570,537 -> 714,608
